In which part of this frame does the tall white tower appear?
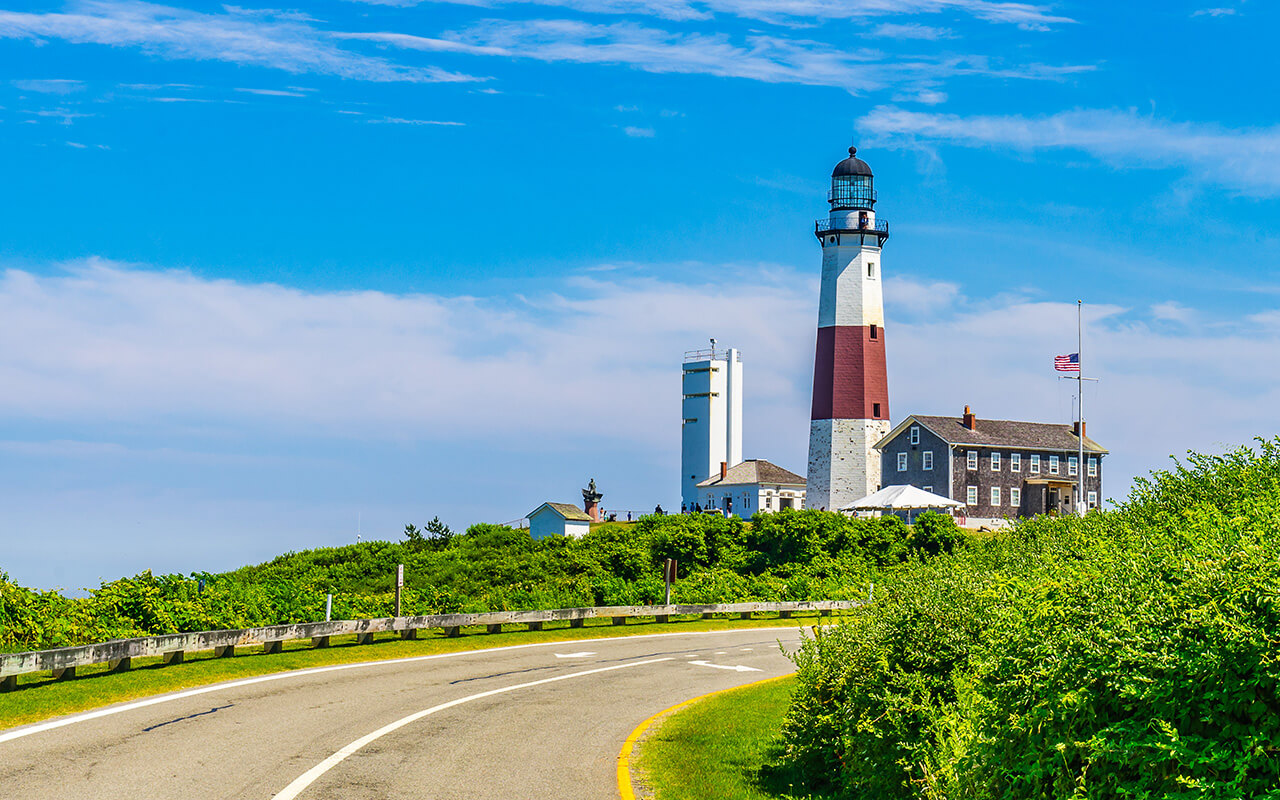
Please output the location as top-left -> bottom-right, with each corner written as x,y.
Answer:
807,147 -> 891,512
681,342 -> 743,508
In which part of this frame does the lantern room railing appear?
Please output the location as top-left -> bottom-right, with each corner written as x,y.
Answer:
815,218 -> 889,235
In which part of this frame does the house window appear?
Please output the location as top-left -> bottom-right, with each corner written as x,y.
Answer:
1010,453 -> 1021,472
923,451 -> 933,470
1010,487 -> 1021,507
990,487 -> 1000,506
870,324 -> 878,340
1049,455 -> 1060,474
966,486 -> 977,505
910,425 -> 919,445
967,450 -> 978,470
924,485 -> 933,493
873,402 -> 881,417
991,452 -> 1001,471
897,452 -> 908,472
1030,454 -> 1041,473
1088,491 -> 1098,508
1088,457 -> 1098,477
1068,456 -> 1079,476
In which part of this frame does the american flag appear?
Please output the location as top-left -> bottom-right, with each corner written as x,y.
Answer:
1054,353 -> 1080,372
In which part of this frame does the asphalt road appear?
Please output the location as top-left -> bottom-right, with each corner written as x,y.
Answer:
0,627 -> 806,799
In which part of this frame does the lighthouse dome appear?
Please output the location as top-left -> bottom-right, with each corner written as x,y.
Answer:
831,147 -> 873,177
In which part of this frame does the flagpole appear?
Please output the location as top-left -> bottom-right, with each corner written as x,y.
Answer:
1077,299 -> 1085,515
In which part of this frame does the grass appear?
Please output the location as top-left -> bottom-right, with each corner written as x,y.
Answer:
0,613 -> 827,732
636,674 -> 808,800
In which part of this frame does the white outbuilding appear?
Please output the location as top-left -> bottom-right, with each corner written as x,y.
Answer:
840,484 -> 964,522
527,502 -> 593,539
693,458 -> 806,517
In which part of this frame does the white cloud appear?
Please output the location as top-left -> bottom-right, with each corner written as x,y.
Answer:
12,78 -> 85,93
234,87 -> 307,97
65,141 -> 87,148
1191,7 -> 1237,17
871,22 -> 955,39
892,87 -> 947,104
366,116 -> 466,125
858,106 -> 1280,196
352,0 -> 1074,29
614,103 -> 640,111
362,19 -> 1090,93
1150,301 -> 1194,324
0,0 -> 485,83
624,125 -> 655,137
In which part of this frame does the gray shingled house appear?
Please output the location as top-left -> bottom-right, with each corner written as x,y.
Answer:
874,406 -> 1108,519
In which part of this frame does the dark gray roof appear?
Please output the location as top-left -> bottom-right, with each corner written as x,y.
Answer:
908,415 -> 1109,454
696,459 -> 806,488
832,146 -> 873,177
530,502 -> 592,521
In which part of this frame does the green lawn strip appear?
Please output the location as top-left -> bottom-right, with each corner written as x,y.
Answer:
636,674 -> 806,800
1,613 -> 831,731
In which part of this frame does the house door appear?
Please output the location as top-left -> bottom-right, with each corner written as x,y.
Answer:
1047,487 -> 1059,515
779,497 -> 793,510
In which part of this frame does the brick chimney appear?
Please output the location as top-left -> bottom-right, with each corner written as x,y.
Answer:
720,461 -> 728,481
1074,420 -> 1086,438
963,405 -> 977,431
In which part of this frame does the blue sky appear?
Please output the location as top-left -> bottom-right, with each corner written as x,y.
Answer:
2,0 -> 1278,590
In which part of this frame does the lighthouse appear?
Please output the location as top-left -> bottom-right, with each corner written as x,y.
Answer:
806,147 -> 891,512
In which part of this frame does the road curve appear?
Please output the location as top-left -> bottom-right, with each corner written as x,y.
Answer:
1,627 -> 805,799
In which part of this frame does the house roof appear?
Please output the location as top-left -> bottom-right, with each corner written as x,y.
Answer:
877,414 -> 1108,454
529,502 -> 592,521
696,459 -> 806,488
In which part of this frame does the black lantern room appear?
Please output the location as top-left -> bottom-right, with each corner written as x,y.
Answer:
829,147 -> 875,211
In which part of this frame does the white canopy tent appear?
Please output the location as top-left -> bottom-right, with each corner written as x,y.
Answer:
840,484 -> 965,522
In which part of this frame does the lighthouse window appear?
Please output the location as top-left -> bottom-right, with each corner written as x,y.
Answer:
867,262 -> 876,278
873,402 -> 882,417
869,324 -> 878,340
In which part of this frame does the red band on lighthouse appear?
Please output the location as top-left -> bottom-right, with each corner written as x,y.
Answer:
810,325 -> 889,421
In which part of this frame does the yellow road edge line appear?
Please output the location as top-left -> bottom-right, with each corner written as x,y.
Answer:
616,673 -> 795,800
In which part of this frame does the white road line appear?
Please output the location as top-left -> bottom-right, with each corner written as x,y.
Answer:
271,658 -> 673,800
689,660 -> 762,673
553,652 -> 596,658
0,628 -> 784,745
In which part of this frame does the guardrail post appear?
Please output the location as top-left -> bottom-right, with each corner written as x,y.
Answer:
819,608 -> 831,617
655,614 -> 669,624
486,624 -> 502,634
527,622 -> 543,632
164,651 -> 184,665
214,645 -> 235,658
779,610 -> 793,619
356,633 -> 374,645
401,629 -> 419,640
701,612 -> 715,620
569,618 -> 584,629
312,636 -> 330,648
739,611 -> 752,620
611,617 -> 625,626
444,626 -> 461,637
263,641 -> 283,655
1,675 -> 17,692
109,658 -> 132,673
53,667 -> 76,681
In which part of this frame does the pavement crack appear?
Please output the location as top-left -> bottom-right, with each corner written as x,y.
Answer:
142,704 -> 234,732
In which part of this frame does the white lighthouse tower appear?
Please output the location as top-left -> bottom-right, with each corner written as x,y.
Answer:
806,147 -> 891,511
681,341 -> 743,509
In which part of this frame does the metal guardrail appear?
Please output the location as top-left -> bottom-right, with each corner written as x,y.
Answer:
0,600 -> 858,691
814,218 -> 890,235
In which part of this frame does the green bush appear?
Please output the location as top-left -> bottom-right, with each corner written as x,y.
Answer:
774,438 -> 1280,799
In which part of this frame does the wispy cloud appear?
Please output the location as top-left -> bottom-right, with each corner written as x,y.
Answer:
858,106 -> 1280,195
623,125 -> 655,137
351,0 -> 1074,29
871,22 -> 955,39
234,87 -> 307,97
12,78 -> 85,94
1191,7 -> 1238,17
360,19 -> 1090,93
0,1 -> 485,83
367,116 -> 466,125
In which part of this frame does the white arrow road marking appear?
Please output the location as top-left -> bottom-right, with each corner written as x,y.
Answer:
272,658 -> 673,800
553,652 -> 596,658
689,660 -> 762,673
